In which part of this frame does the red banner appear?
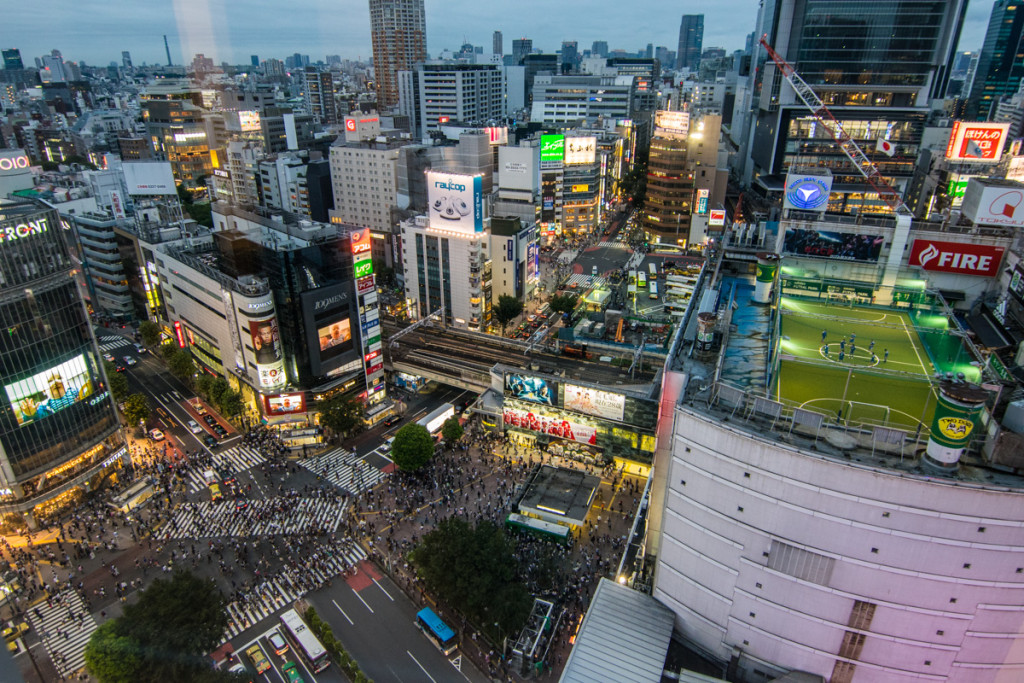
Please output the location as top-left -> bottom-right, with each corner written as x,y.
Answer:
908,239 -> 1004,277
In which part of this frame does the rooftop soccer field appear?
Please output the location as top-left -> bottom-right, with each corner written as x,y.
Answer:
773,298 -> 979,431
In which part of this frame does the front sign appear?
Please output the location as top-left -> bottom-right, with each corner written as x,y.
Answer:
426,171 -> 484,233
695,188 -> 709,215
909,239 -> 1004,278
783,173 -> 833,212
540,134 -> 565,163
564,137 -> 596,165
563,383 -> 625,421
503,407 -> 597,445
945,121 -> 1010,162
709,209 -> 726,227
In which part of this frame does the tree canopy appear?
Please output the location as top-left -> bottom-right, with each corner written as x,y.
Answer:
441,416 -> 463,443
492,295 -> 524,334
108,371 -> 130,402
122,394 -> 150,426
138,321 -> 161,347
548,293 -> 579,315
166,348 -> 195,382
410,518 -> 532,645
391,423 -> 434,472
85,571 -> 233,683
319,394 -> 363,435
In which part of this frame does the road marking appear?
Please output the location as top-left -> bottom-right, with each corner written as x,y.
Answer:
374,579 -> 394,601
332,599 -> 354,625
353,589 -> 375,613
407,651 -> 438,683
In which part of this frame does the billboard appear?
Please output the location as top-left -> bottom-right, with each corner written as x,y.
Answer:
783,228 -> 885,262
426,171 -> 484,233
485,126 -> 508,145
695,188 -> 709,215
318,318 -> 353,356
248,317 -> 286,389
264,393 -> 305,415
123,162 -> 176,195
540,134 -> 565,162
945,122 -> 1010,162
0,149 -> 31,175
238,110 -> 261,132
503,407 -> 597,445
5,354 -> 96,427
908,239 -> 1004,278
709,209 -> 726,227
961,180 -> 1024,228
783,173 -> 833,212
564,137 -> 596,165
505,374 -> 557,406
563,383 -> 625,421
654,110 -> 690,136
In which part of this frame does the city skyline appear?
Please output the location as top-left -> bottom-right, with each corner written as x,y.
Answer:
3,0 -> 994,68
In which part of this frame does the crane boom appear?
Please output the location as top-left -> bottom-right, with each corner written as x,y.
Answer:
758,35 -> 911,215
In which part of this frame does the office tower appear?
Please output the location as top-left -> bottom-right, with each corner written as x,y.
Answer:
493,31 -> 503,55
400,62 -> 505,137
592,41 -> 608,58
303,68 -> 337,125
251,55 -> 259,67
645,43 -> 654,59
368,0 -> 427,109
676,14 -> 704,69
967,0 -> 1024,120
39,54 -> 67,83
121,51 -> 132,69
0,199 -> 127,527
744,0 -> 967,214
512,38 -> 533,65
522,53 -> 558,105
561,41 -> 578,73
2,48 -> 24,70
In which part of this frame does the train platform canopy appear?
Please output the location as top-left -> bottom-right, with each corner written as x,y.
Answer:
559,578 -> 675,683
518,465 -> 600,527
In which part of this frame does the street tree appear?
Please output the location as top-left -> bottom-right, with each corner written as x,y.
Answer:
548,293 -> 578,316
319,394 -> 363,435
208,376 -> 231,405
441,416 -> 463,443
492,295 -> 524,335
122,394 -> 150,426
84,621 -> 144,683
108,371 -> 130,402
219,390 -> 243,418
196,374 -> 216,401
166,348 -> 195,382
391,423 -> 434,471
138,320 -> 161,348
410,518 -> 532,644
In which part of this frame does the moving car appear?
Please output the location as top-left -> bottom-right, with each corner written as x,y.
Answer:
383,414 -> 401,427
245,644 -> 271,674
203,434 -> 218,448
282,662 -> 305,683
187,420 -> 202,434
102,353 -> 115,363
148,429 -> 164,441
133,343 -> 147,354
268,629 -> 289,656
123,356 -> 137,366
114,364 -> 127,373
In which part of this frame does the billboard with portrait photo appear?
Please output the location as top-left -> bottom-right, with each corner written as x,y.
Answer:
783,228 -> 885,262
318,318 -> 353,360
248,317 -> 285,389
563,383 -> 625,421
264,393 -> 305,415
505,374 -> 557,406
301,284 -> 359,376
5,354 -> 96,427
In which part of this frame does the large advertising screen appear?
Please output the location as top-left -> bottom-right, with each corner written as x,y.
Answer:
264,392 -> 305,415
655,110 -> 689,136
540,135 -> 565,163
426,171 -> 484,233
318,318 -> 353,359
249,317 -> 286,389
301,284 -> 357,376
563,383 -> 625,421
237,110 -> 261,132
945,122 -> 1010,162
505,374 -> 557,406
908,239 -> 1004,278
503,407 -> 597,445
783,228 -> 884,262
5,354 -> 96,426
122,162 -> 177,196
564,137 -> 596,165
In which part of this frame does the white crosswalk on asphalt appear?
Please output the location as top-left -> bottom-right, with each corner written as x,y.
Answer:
598,241 -> 630,250
299,447 -> 387,495
26,590 -> 97,678
97,338 -> 133,353
164,496 -> 348,539
221,541 -> 367,640
564,273 -> 607,288
184,445 -> 267,493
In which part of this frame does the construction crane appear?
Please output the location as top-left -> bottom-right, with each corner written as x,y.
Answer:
758,35 -> 912,216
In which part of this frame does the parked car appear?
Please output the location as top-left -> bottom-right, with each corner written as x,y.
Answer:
148,429 -> 164,441
203,414 -> 217,425
203,434 -> 218,448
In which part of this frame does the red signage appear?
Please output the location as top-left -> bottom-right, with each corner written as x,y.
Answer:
351,229 -> 372,256
173,321 -> 186,348
909,239 -> 1004,278
367,362 -> 384,375
364,349 -> 380,363
345,119 -> 356,132
356,275 -> 375,294
945,122 -> 1010,162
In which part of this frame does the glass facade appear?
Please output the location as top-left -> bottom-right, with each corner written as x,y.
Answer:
967,0 -> 1024,120
0,200 -> 122,507
641,135 -> 693,243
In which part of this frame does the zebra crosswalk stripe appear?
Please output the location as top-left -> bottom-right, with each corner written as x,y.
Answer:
299,447 -> 386,495
26,590 -> 97,678
185,445 -> 268,493
164,496 -> 348,539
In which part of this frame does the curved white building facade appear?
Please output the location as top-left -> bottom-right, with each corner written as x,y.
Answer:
654,404 -> 1024,683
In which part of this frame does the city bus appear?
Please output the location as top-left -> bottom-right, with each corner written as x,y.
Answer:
279,608 -> 330,673
648,262 -> 658,279
506,512 -> 573,545
416,403 -> 455,436
649,282 -> 659,300
628,270 -> 637,286
415,607 -> 458,655
637,271 -> 647,289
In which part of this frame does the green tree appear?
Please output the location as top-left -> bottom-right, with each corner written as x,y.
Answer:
441,416 -> 463,443
218,390 -> 243,418
319,394 -> 363,435
549,293 -> 579,316
410,518 -> 532,644
122,394 -> 150,426
196,374 -> 215,401
138,321 -> 161,347
391,423 -> 434,472
492,295 -> 524,335
84,621 -> 144,683
160,343 -> 178,362
166,348 -> 195,381
108,371 -> 130,402
208,376 -> 230,405
103,360 -> 118,378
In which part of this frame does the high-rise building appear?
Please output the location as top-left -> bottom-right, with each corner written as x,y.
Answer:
677,14 -> 704,70
512,38 -> 533,65
561,41 -> 578,73
641,111 -> 694,244
592,41 -> 608,58
303,68 -> 337,125
121,51 -> 132,69
531,74 -> 635,124
368,0 -> 427,110
743,0 -> 967,214
493,31 -> 503,55
0,199 -> 128,526
2,48 -> 24,70
329,136 -> 401,231
251,55 -> 259,67
966,0 -> 1024,120
398,62 -> 505,137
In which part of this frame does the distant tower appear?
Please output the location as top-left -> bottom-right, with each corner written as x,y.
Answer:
121,51 -> 132,69
163,34 -> 172,66
368,0 -> 426,109
512,38 -> 532,65
677,14 -> 704,69
251,55 -> 259,67
493,30 -> 503,56
2,48 -> 23,70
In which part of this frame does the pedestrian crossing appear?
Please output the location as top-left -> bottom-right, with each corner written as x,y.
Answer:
564,273 -> 608,289
221,541 -> 367,640
164,496 -> 348,539
184,445 -> 268,493
26,590 -> 97,679
299,447 -> 387,495
97,335 -> 132,353
598,241 -> 630,250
